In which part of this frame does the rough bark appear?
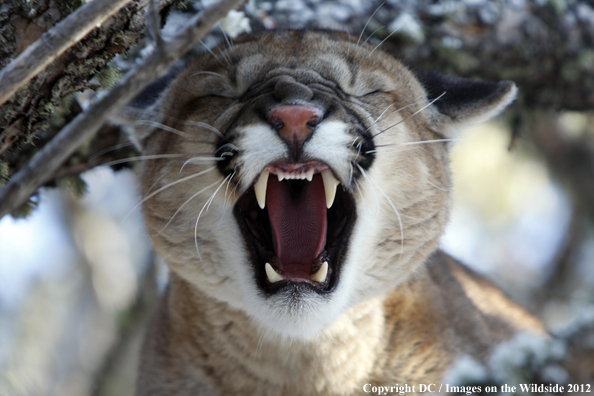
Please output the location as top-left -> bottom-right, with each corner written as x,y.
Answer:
0,0 -> 245,218
0,0 -> 181,188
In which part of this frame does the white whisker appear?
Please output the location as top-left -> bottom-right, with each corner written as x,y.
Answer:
194,174 -> 232,260
370,138 -> 467,153
101,154 -> 184,167
426,179 -> 450,192
219,23 -> 234,51
349,162 -> 355,187
355,162 -> 404,258
217,170 -> 237,228
215,143 -> 242,154
254,331 -> 265,362
89,142 -> 135,161
121,166 -> 216,225
134,120 -> 193,139
200,40 -> 225,65
362,25 -> 386,46
373,92 -> 447,138
180,157 -> 226,173
159,178 -> 222,234
370,25 -> 402,55
357,1 -> 385,47
182,120 -> 225,139
367,99 -> 429,134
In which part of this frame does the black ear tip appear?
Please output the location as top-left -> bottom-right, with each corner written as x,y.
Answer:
496,80 -> 514,91
412,70 -> 517,118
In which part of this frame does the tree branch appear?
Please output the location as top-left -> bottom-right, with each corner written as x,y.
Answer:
0,0 -> 245,219
0,0 -> 132,107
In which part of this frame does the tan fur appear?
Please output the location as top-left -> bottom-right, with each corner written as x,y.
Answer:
134,30 -> 544,395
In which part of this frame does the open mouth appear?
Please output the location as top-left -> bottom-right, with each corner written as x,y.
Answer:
234,161 -> 356,294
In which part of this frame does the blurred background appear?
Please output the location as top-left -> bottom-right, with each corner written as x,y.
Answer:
1,0 -> 593,394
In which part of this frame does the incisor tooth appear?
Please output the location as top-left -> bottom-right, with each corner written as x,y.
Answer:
311,261 -> 328,283
254,170 -> 269,209
321,169 -> 340,209
265,263 -> 284,283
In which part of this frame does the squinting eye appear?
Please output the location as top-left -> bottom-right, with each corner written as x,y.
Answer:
362,90 -> 380,97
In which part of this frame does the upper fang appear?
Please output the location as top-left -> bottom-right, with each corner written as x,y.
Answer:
254,170 -> 269,209
321,169 -> 340,209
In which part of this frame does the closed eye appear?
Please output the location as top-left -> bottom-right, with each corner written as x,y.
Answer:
359,90 -> 380,97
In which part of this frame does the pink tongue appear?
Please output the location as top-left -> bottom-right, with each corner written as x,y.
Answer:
266,174 -> 327,280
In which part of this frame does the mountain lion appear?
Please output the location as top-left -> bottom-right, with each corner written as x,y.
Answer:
133,30 -> 544,395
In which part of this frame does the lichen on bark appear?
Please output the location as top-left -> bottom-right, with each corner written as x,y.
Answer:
0,0 -> 185,186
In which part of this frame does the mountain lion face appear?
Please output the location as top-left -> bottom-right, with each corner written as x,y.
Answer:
138,30 -> 517,338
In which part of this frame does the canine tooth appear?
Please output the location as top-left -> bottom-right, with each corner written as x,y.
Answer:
277,170 -> 285,181
265,263 -> 284,283
305,169 -> 314,181
254,170 -> 269,209
311,261 -> 328,283
321,169 -> 340,209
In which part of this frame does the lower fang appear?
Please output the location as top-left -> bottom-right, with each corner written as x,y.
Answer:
311,261 -> 328,283
265,263 -> 284,283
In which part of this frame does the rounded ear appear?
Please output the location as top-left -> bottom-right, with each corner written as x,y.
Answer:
413,70 -> 518,138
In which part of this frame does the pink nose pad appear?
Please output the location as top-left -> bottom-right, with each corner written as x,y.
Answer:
267,105 -> 322,159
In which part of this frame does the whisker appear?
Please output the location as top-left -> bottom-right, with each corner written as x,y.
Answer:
426,179 -> 450,192
355,162 -> 404,258
369,138 -> 466,153
100,154 -> 185,167
365,147 -> 416,155
159,178 -> 222,234
134,120 -> 193,139
136,112 -> 223,142
182,120 -> 225,139
194,175 -> 231,260
367,100 -> 429,134
354,140 -> 363,162
373,92 -> 447,138
199,40 -> 225,65
357,1 -> 385,47
89,142 -> 135,161
349,162 -> 355,186
217,46 -> 232,66
230,167 -> 241,198
285,337 -> 294,364
215,143 -> 242,154
254,331 -> 266,362
121,166 -> 216,224
353,162 -> 381,218
370,25 -> 402,55
362,25 -> 386,46
180,157 -> 226,173
146,172 -> 168,195
218,170 -> 237,228
219,23 -> 234,51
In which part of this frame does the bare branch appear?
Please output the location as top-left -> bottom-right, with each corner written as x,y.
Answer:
0,0 -> 245,219
0,0 -> 132,107
147,0 -> 165,49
